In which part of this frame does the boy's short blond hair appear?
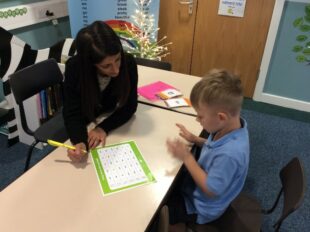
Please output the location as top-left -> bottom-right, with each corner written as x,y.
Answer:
190,69 -> 243,116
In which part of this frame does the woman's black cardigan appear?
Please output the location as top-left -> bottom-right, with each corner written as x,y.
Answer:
63,53 -> 138,146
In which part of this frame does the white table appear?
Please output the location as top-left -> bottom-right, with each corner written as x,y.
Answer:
0,104 -> 202,232
138,65 -> 201,116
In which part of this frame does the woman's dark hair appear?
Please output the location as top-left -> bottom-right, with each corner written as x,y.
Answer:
75,21 -> 130,122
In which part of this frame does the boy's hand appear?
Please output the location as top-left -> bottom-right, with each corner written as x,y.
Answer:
176,123 -> 196,143
88,127 -> 107,149
166,138 -> 191,162
176,123 -> 207,147
67,142 -> 87,162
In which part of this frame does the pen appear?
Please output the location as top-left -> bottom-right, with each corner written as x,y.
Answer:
47,139 -> 87,153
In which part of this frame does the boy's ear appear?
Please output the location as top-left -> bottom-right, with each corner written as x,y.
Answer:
218,112 -> 228,121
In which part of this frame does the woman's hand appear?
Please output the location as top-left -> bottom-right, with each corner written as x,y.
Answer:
88,127 -> 107,149
166,138 -> 191,162
67,142 -> 87,162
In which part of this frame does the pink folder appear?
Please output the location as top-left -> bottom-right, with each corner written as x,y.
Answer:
138,81 -> 177,101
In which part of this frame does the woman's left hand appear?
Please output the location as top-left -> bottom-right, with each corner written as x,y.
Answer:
88,127 -> 107,149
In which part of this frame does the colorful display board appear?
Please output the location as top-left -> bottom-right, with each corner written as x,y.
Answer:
67,0 -> 160,40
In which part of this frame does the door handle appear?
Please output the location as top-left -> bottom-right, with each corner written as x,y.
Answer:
179,0 -> 193,4
178,0 -> 194,14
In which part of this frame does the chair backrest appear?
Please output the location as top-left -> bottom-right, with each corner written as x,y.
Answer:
9,59 -> 63,105
0,108 -> 9,125
274,157 -> 306,230
9,58 -> 63,136
135,57 -> 172,71
1,28 -> 75,146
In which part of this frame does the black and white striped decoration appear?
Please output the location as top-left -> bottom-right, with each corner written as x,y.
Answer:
0,27 -> 75,146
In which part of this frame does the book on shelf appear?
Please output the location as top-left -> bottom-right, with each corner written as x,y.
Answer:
37,84 -> 63,123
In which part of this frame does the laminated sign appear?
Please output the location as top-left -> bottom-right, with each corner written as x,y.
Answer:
218,0 -> 247,17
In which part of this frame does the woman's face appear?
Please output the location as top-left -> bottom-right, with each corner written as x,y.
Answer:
95,53 -> 121,77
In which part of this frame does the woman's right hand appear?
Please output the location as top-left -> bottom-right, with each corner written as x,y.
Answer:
67,142 -> 87,162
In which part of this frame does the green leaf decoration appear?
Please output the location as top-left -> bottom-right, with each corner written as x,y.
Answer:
305,15 -> 310,23
303,48 -> 310,55
296,35 -> 308,42
306,5 -> 310,16
293,17 -> 303,27
292,45 -> 303,52
300,24 -> 310,32
306,41 -> 310,48
296,55 -> 307,62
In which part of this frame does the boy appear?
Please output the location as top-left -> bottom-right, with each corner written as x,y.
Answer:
166,69 -> 249,229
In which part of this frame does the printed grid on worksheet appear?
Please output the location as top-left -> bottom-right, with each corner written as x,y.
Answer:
97,144 -> 148,190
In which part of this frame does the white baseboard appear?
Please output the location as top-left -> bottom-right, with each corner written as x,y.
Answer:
253,93 -> 310,113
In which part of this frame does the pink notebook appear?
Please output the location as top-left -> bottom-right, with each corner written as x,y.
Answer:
138,81 -> 177,101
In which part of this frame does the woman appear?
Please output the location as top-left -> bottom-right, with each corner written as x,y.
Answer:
63,21 -> 138,162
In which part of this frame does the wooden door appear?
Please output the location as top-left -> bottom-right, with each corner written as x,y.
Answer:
191,0 -> 275,97
158,0 -> 198,74
159,0 -> 275,97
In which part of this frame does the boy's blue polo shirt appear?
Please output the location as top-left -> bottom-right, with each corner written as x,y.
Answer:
183,118 -> 249,224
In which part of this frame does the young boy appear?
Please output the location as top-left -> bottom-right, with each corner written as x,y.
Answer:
166,69 -> 249,228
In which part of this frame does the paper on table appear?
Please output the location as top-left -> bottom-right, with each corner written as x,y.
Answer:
138,81 -> 177,101
91,141 -> 156,196
157,88 -> 182,100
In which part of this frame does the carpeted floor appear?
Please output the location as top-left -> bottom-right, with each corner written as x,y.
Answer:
0,140 -> 54,190
241,109 -> 310,231
0,101 -> 309,231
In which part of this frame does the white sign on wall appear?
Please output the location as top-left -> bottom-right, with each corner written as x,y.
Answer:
218,0 -> 247,17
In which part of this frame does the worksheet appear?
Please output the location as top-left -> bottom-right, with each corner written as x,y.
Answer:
91,141 -> 155,195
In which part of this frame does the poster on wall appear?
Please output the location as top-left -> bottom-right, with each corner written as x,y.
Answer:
67,0 -> 160,51
218,0 -> 247,17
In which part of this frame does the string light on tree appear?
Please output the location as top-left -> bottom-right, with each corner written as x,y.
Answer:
124,0 -> 172,60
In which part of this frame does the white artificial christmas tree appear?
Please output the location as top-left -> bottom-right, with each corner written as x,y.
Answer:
124,0 -> 171,60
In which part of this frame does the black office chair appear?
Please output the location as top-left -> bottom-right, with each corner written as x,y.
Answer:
9,59 -> 68,172
187,157 -> 306,232
0,108 -> 9,145
135,57 -> 172,71
0,108 -> 9,126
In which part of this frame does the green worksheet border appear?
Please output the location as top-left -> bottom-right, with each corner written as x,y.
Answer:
91,140 -> 156,195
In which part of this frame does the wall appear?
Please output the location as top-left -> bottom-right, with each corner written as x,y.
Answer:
263,1 -> 309,102
0,0 -> 71,101
254,0 -> 310,112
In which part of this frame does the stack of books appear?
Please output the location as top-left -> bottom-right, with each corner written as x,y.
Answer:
37,84 -> 63,123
